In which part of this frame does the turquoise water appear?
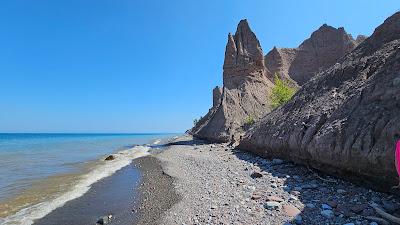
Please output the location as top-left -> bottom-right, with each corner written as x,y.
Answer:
0,133 -> 176,224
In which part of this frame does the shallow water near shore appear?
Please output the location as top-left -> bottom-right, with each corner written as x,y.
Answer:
0,133 -> 177,225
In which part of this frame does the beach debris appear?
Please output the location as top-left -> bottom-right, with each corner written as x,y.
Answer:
369,202 -> 400,224
320,209 -> 334,219
265,201 -> 281,210
282,204 -> 301,217
350,203 -> 367,214
266,196 -> 284,202
364,217 -> 389,225
105,155 -> 115,161
250,171 -> 263,178
96,214 -> 113,225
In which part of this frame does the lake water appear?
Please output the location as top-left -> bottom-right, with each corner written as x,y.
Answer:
0,133 -> 176,225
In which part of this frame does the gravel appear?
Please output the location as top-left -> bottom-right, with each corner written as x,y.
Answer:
149,135 -> 400,225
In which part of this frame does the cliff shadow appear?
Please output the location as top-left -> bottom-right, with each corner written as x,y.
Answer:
231,149 -> 400,224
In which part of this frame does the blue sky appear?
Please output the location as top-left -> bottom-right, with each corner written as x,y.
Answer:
0,0 -> 398,133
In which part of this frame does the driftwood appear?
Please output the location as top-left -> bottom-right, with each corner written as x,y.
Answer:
369,203 -> 400,224
307,166 -> 338,183
364,216 -> 390,225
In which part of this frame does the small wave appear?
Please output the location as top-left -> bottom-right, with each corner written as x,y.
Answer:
152,139 -> 161,145
1,145 -> 150,225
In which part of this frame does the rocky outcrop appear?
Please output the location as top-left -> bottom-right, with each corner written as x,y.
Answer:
191,20 -> 274,142
239,12 -> 400,190
265,24 -> 363,86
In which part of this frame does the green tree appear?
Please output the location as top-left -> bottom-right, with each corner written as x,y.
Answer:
270,74 -> 297,109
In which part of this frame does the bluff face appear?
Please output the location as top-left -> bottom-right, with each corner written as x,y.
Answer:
239,12 -> 400,190
192,20 -> 363,143
191,20 -> 274,142
265,24 -> 363,86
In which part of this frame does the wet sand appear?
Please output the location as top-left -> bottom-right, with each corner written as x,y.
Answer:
32,156 -> 179,225
133,156 -> 180,225
33,164 -> 141,225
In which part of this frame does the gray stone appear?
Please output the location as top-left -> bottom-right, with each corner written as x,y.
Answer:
294,215 -> 302,224
322,204 -> 332,210
393,77 -> 400,86
272,158 -> 284,165
265,201 -> 281,210
321,209 -> 334,219
306,203 -> 315,208
301,184 -> 318,189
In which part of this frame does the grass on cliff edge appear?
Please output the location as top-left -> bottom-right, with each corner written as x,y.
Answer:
271,75 -> 297,109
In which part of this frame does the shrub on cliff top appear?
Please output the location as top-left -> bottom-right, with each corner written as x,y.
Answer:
270,74 -> 297,109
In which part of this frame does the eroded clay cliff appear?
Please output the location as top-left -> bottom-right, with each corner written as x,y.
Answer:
191,20 -> 274,142
265,24 -> 364,86
239,12 -> 400,190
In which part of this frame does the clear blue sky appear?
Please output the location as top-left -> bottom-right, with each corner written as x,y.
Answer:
0,0 -> 398,133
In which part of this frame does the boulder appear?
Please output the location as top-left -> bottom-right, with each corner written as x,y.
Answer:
104,155 -> 115,161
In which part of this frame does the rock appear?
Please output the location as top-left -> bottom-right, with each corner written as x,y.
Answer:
251,194 -> 262,200
250,171 -> 263,179
327,200 -> 338,208
350,204 -> 368,214
393,77 -> 400,86
294,215 -> 302,224
96,215 -> 113,225
301,184 -> 318,189
369,222 -> 378,225
191,19 -> 274,142
265,201 -> 281,210
271,183 -> 278,188
289,195 -> 298,201
291,191 -> 301,196
282,204 -> 301,217
322,204 -> 333,210
104,155 -> 115,161
238,11 -> 400,189
306,203 -> 315,209
361,208 -> 374,217
343,223 -> 355,225
266,196 -> 284,202
337,189 -> 347,194
294,187 -> 302,191
321,209 -> 334,219
272,158 -> 284,165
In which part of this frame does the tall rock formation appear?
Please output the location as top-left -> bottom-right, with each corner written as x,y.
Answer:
265,24 -> 364,86
191,20 -> 274,142
239,12 -> 400,190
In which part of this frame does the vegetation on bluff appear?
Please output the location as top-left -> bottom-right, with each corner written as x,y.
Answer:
270,74 -> 297,109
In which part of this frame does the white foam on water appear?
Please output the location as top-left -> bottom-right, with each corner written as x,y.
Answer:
152,139 -> 161,145
0,145 -> 151,225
